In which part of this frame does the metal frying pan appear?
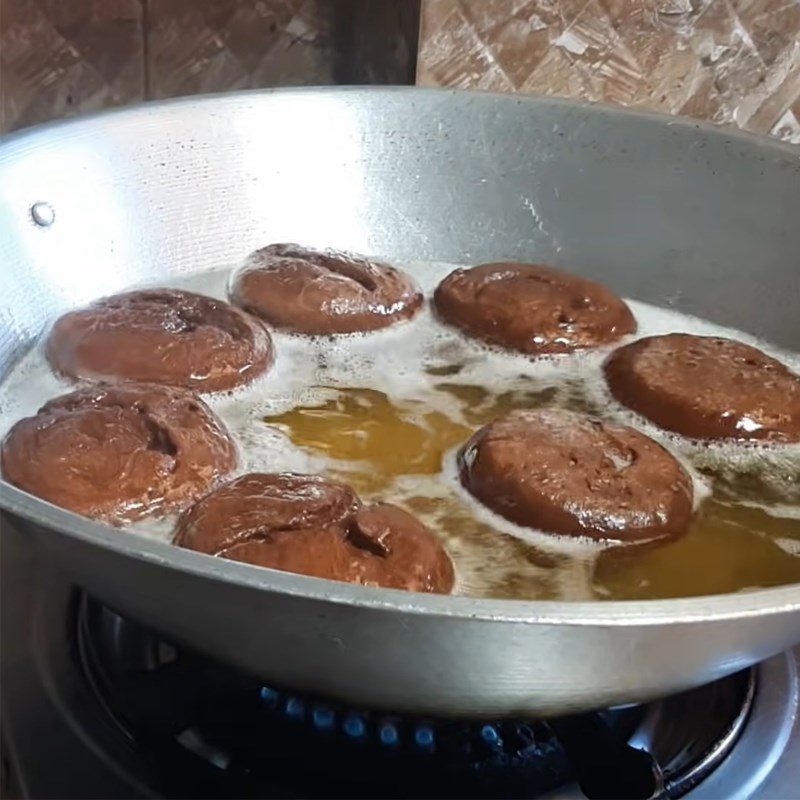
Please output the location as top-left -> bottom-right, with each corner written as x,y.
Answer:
1,88 -> 799,718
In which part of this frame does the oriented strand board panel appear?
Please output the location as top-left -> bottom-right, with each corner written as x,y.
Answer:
417,0 -> 800,142
1,0 -> 145,131
145,0 -> 421,98
1,0 -> 421,131
145,0 -> 335,99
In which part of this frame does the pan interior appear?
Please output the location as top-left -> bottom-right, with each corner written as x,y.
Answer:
1,253 -> 798,602
1,88 -> 799,610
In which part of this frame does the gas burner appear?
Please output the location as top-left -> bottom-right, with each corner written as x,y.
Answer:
3,550 -> 799,800
78,596 -> 576,798
74,596 -> 760,799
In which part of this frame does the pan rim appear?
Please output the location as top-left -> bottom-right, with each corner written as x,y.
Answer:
2,87 -> 799,626
2,84 -> 799,159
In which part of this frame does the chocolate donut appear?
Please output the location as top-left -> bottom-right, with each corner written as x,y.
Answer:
457,408 -> 693,543
174,473 -> 455,593
604,334 -> 800,442
46,289 -> 273,392
229,244 -> 423,334
1,384 -> 236,522
433,262 -> 636,354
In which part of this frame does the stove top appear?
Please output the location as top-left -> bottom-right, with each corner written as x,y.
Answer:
2,531 -> 799,799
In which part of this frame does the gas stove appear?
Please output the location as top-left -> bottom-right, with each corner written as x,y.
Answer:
2,528 -> 799,799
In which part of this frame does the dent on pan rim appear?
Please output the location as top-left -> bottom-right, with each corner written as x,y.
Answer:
0,87 -> 798,622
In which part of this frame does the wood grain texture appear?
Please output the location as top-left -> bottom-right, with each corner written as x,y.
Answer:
1,0 -> 144,131
1,0 -> 422,131
418,0 -> 800,142
146,0 -> 334,99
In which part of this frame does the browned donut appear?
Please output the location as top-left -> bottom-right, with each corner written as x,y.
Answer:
604,334 -> 800,442
457,408 -> 693,543
229,244 -> 423,334
1,383 -> 236,523
433,262 -> 636,354
46,289 -> 274,392
174,473 -> 455,593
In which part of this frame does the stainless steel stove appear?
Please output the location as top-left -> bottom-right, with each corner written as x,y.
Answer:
2,523 -> 799,800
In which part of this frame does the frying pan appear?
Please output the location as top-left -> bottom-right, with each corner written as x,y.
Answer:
1,88 -> 799,718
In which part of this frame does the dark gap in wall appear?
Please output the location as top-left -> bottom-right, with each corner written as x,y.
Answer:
331,0 -> 420,85
141,0 -> 150,99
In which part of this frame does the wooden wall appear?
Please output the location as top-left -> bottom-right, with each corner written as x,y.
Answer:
417,0 -> 800,143
1,0 -> 421,131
